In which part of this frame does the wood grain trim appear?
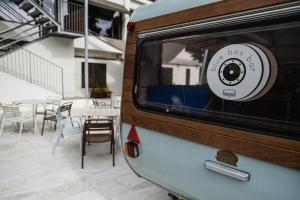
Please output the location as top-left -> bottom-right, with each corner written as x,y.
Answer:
134,0 -> 294,32
122,102 -> 300,169
123,55 -> 135,79
125,43 -> 136,56
122,79 -> 133,92
122,0 -> 300,169
122,90 -> 132,103
121,99 -> 300,152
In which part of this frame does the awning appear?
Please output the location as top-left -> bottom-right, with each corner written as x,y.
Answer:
74,36 -> 123,54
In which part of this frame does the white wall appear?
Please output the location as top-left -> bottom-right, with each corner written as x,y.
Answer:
0,71 -> 59,104
163,64 -> 200,85
74,36 -> 123,53
130,0 -> 151,9
90,0 -> 149,11
74,58 -> 124,97
24,36 -> 77,98
25,36 -> 75,74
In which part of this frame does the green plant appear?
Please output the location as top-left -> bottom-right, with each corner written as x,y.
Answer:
90,87 -> 112,98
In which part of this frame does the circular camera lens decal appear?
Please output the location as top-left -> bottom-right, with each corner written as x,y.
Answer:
207,44 -> 277,101
219,59 -> 245,86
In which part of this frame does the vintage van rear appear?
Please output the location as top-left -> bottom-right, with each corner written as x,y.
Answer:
120,1 -> 300,199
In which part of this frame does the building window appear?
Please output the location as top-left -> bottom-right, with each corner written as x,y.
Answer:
81,63 -> 107,88
186,68 -> 190,85
160,68 -> 173,85
89,5 -> 123,40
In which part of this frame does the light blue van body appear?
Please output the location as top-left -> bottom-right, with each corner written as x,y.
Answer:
121,1 -> 300,199
121,123 -> 300,200
131,0 -> 221,22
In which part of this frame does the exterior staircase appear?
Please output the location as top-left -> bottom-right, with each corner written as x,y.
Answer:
0,0 -> 85,97
0,46 -> 64,95
0,0 -> 58,55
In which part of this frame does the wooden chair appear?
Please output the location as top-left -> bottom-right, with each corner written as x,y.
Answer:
41,102 -> 73,136
81,119 -> 115,169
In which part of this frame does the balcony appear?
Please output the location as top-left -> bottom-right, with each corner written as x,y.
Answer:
60,1 -> 84,35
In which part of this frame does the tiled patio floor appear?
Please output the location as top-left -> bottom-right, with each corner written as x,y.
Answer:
0,121 -> 170,200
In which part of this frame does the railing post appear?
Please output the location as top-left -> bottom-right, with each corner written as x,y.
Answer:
61,68 -> 64,99
84,0 -> 89,98
29,52 -> 32,83
60,0 -> 64,31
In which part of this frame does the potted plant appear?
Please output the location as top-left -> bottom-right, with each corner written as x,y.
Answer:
105,88 -> 112,98
90,86 -> 112,98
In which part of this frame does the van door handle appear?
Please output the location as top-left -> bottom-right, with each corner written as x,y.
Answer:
204,160 -> 250,181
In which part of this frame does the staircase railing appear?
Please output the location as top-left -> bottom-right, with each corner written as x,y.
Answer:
30,0 -> 56,19
0,46 -> 64,95
26,0 -> 60,27
0,1 -> 28,23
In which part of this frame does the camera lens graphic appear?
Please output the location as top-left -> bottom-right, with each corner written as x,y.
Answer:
219,59 -> 245,86
207,44 -> 277,101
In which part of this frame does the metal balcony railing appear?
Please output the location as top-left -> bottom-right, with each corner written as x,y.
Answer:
61,1 -> 84,34
0,47 -> 64,95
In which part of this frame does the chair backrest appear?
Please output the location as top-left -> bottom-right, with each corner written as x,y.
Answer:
55,102 -> 73,124
44,96 -> 62,112
92,99 -> 100,108
83,119 -> 114,142
47,96 -> 61,106
59,102 -> 73,114
92,99 -> 107,108
1,104 -> 21,117
111,96 -> 121,108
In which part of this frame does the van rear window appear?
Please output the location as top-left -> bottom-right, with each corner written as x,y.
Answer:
134,22 -> 300,140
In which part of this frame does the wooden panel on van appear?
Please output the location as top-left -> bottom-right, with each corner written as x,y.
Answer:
122,0 -> 300,169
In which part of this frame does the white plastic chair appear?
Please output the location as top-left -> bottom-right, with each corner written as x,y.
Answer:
52,109 -> 81,154
0,104 -> 33,142
36,96 -> 62,116
111,96 -> 121,108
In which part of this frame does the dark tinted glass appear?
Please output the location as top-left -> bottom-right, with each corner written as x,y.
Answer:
135,21 -> 300,140
89,5 -> 123,39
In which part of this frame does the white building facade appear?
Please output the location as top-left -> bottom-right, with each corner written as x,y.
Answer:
0,0 -> 151,102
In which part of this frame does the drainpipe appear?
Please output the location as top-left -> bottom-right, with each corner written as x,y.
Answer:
84,0 -> 89,98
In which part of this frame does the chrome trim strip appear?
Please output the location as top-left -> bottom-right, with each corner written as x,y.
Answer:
138,2 -> 300,38
204,160 -> 250,182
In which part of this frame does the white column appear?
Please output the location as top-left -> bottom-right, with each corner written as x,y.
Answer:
122,0 -> 130,41
84,0 -> 89,98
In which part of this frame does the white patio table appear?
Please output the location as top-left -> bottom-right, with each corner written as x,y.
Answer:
81,108 -> 120,119
14,99 -> 47,136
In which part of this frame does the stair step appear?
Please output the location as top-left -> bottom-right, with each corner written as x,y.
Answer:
42,23 -> 57,35
19,0 -> 33,12
0,39 -> 14,46
11,0 -> 23,4
43,23 -> 57,30
28,7 -> 42,18
35,16 -> 50,24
